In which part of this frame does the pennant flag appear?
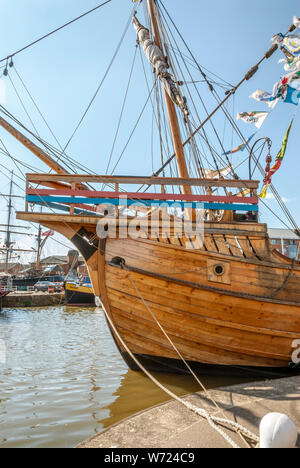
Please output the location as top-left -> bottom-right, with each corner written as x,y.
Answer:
274,119 -> 294,163
222,134 -> 255,156
259,120 -> 293,198
259,184 -> 270,199
237,111 -> 269,129
250,90 -> 279,109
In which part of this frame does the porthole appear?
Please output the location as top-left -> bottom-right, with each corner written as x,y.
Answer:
214,264 -> 225,276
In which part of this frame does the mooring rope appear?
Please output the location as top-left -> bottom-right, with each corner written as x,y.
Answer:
101,299 -> 259,449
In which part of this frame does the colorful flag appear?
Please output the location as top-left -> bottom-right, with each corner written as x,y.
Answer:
222,134 -> 255,156
279,55 -> 300,72
283,35 -> 300,57
283,69 -> 300,87
271,33 -> 285,45
272,32 -> 300,57
259,120 -> 293,198
250,90 -> 279,109
237,111 -> 269,129
283,84 -> 300,105
42,230 -> 55,237
258,72 -> 300,107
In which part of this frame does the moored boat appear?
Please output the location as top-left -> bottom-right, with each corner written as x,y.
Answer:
64,281 -> 95,307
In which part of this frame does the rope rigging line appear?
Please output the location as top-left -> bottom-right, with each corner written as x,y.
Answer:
0,102 -> 99,179
158,6 -> 237,184
62,5 -> 137,154
7,74 -> 40,137
109,83 -> 156,176
148,1 -> 299,235
126,272 -> 252,448
138,45 -> 172,170
12,66 -> 66,157
0,0 -> 114,65
159,23 -> 222,182
151,3 -> 295,175
101,296 -> 259,449
104,45 -> 139,178
212,90 -> 300,234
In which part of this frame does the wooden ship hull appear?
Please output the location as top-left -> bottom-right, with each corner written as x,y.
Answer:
2,0 -> 300,376
17,207 -> 300,374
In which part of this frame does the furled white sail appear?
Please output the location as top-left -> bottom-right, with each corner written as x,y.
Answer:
133,15 -> 189,119
201,166 -> 232,180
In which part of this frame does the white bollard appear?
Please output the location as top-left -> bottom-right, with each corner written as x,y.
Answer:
259,413 -> 298,448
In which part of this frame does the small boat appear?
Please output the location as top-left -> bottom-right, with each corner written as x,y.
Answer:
64,281 -> 95,307
0,273 -> 12,311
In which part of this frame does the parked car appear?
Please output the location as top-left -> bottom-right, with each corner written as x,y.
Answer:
34,281 -> 63,293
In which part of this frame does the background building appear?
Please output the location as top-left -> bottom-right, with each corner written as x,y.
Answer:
268,228 -> 300,260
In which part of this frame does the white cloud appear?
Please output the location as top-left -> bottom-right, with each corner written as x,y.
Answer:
265,193 -> 296,203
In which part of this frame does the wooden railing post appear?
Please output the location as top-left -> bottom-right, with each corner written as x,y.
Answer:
25,176 -> 29,212
70,183 -> 76,215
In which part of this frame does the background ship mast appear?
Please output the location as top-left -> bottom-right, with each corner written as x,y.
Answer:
4,173 -> 13,273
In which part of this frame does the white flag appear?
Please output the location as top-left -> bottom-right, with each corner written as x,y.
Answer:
250,90 -> 279,109
237,111 -> 269,129
293,16 -> 300,28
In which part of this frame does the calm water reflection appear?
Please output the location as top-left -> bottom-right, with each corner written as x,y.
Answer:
0,307 -> 254,448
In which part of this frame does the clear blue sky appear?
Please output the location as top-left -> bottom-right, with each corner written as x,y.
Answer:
0,0 -> 299,258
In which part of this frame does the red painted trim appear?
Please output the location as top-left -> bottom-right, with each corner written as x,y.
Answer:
27,189 -> 258,205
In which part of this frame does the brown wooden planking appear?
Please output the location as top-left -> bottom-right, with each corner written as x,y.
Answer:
105,269 -> 300,334
107,288 -> 295,358
107,286 -> 297,340
105,265 -> 300,332
110,306 -> 288,367
105,238 -> 300,301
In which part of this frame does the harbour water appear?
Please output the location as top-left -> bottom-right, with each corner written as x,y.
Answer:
0,307 -> 256,448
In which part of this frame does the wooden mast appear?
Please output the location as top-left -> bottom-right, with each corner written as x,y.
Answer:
146,0 -> 192,198
35,224 -> 42,272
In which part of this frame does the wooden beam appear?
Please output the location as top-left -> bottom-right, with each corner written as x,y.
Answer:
26,173 -> 260,189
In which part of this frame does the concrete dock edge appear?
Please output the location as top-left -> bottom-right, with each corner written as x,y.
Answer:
77,376 -> 300,449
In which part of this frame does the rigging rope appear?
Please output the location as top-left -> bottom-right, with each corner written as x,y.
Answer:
0,0 -> 113,65
62,9 -> 135,153
104,45 -> 139,178
101,297 -> 259,449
